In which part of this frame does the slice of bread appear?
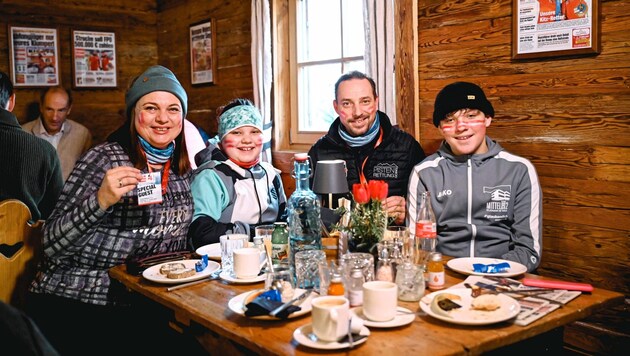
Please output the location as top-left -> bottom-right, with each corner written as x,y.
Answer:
159,262 -> 187,275
167,268 -> 196,279
471,294 -> 501,311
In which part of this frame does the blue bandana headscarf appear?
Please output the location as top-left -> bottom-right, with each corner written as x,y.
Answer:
218,105 -> 263,140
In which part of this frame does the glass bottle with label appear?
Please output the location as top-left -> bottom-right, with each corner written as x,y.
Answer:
287,153 -> 322,281
271,222 -> 289,264
347,267 -> 365,307
415,191 -> 437,271
427,252 -> 445,290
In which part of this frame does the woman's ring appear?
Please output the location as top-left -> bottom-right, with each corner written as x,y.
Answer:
118,179 -> 123,188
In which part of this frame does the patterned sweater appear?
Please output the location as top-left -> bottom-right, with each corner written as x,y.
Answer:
0,108 -> 63,222
29,142 -> 194,306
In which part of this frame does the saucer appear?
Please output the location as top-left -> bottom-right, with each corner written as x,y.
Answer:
219,270 -> 266,284
293,324 -> 370,350
351,306 -> 415,328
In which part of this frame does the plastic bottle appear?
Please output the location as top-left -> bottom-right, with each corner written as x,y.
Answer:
347,267 -> 365,307
415,191 -> 437,271
287,153 -> 322,282
271,222 -> 289,264
427,252 -> 445,290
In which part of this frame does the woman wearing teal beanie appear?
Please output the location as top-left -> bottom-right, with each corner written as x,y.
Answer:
26,65 -> 203,355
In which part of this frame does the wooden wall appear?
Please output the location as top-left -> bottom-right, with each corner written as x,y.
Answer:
0,0 -> 159,144
156,0 -> 254,137
412,0 -> 629,353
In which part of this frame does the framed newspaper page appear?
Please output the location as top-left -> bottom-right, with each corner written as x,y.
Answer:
71,30 -> 117,88
512,0 -> 600,59
8,26 -> 60,87
190,19 -> 216,85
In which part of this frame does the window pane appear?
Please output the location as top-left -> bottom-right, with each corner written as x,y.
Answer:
342,0 -> 365,57
297,0 -> 341,62
298,63 -> 341,132
342,59 -> 365,74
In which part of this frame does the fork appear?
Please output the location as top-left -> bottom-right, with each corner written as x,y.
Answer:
167,268 -> 222,291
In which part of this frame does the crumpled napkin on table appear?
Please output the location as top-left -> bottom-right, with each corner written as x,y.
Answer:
244,289 -> 301,319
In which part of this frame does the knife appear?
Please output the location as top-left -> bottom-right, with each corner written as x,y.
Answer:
269,289 -> 313,317
522,278 -> 593,292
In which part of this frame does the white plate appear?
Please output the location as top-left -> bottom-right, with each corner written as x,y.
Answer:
228,288 -> 314,320
142,259 -> 220,285
293,324 -> 370,350
195,243 -> 222,261
447,257 -> 527,277
219,270 -> 266,284
419,288 -> 520,325
350,306 -> 415,328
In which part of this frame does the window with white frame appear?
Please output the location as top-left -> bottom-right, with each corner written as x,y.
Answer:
289,0 -> 366,145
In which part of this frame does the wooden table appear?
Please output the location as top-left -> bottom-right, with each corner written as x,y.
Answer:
109,263 -> 622,355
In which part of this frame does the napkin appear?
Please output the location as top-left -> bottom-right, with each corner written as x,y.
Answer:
244,290 -> 301,319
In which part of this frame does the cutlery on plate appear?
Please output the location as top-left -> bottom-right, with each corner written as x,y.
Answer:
470,282 -> 564,306
268,289 -> 313,317
346,319 -> 354,348
167,269 -> 222,292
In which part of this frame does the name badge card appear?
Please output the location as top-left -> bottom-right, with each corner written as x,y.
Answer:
137,172 -> 163,205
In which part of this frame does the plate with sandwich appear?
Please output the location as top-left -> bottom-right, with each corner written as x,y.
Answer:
142,259 -> 220,285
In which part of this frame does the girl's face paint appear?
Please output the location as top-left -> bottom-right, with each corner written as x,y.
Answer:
438,109 -> 492,155
221,125 -> 263,164
134,91 -> 183,149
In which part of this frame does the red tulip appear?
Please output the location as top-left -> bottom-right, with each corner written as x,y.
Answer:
352,183 -> 370,204
368,180 -> 388,201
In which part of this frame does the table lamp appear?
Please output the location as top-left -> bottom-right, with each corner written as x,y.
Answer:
312,160 -> 349,209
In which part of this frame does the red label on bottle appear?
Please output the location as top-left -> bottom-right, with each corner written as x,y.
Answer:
415,221 -> 436,238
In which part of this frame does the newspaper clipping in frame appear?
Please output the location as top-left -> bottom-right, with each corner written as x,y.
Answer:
72,30 -> 117,88
190,20 -> 215,85
9,26 -> 59,87
515,0 -> 594,57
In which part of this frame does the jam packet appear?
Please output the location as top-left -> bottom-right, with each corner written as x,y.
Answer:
195,255 -> 209,272
473,262 -> 510,274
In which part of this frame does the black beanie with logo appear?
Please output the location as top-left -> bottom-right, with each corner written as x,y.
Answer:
432,82 -> 494,127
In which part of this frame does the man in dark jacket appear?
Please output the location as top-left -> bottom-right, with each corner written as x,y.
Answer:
309,71 -> 425,224
0,71 -> 63,223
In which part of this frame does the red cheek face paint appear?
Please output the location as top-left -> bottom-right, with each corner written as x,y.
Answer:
221,136 -> 238,149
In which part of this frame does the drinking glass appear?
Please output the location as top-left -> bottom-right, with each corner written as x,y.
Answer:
255,224 -> 274,243
295,249 -> 326,289
219,234 -> 249,276
339,252 -> 374,285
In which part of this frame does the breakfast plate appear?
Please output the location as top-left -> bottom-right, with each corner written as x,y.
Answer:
419,288 -> 520,325
219,270 -> 266,284
293,324 -> 370,350
142,259 -> 220,285
447,257 -> 527,278
228,288 -> 314,320
195,243 -> 222,261
350,306 -> 415,328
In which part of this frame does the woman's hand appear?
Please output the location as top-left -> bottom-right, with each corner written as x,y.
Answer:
97,166 -> 143,210
383,195 -> 406,225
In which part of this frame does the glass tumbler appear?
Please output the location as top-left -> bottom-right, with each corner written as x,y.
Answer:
395,261 -> 425,301
295,249 -> 326,289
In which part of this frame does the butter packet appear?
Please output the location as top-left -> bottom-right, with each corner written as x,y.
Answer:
195,255 -> 209,272
473,262 -> 510,274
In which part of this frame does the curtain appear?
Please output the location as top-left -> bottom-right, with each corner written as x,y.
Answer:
251,0 -> 273,162
364,0 -> 396,125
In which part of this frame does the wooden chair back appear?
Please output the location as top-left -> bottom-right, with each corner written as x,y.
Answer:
0,199 -> 43,308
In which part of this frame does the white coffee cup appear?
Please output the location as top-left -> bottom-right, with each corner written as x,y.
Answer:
311,296 -> 350,342
233,247 -> 266,279
363,281 -> 398,322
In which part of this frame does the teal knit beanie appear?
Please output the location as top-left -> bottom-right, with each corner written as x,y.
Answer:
218,105 -> 263,140
125,65 -> 187,119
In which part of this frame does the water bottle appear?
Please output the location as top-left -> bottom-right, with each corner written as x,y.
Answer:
415,191 -> 437,271
287,153 -> 322,282
271,222 -> 289,264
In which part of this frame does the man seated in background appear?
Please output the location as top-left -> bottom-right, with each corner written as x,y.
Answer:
22,86 -> 92,181
0,71 -> 63,223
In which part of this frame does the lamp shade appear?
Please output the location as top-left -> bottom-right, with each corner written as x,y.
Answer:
312,160 -> 349,194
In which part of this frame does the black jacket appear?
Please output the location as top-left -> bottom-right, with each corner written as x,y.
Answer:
308,111 -> 425,198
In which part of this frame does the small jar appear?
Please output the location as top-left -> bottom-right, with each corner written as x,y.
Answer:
395,261 -> 425,301
427,252 -> 445,290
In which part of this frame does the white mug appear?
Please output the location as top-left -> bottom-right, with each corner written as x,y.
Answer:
363,281 -> 398,322
233,247 -> 266,279
311,296 -> 350,342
